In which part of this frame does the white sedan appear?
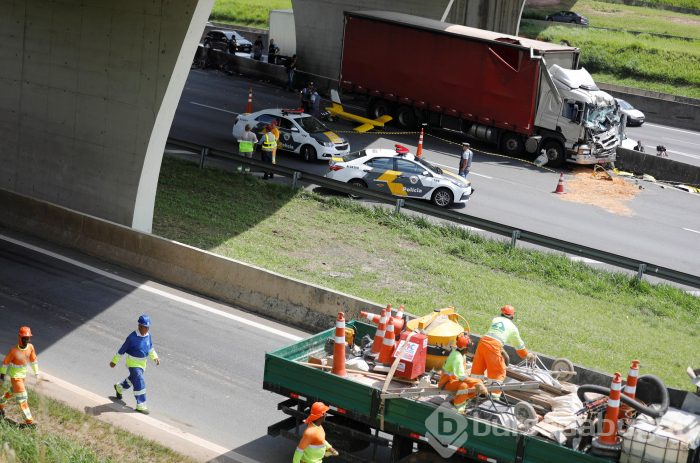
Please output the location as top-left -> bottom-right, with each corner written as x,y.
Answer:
326,146 -> 473,207
233,108 -> 349,161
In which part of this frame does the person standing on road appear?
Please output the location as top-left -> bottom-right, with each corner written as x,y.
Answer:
110,314 -> 160,415
259,125 -> 277,180
0,326 -> 40,426
253,36 -> 263,60
268,38 -> 279,64
270,120 -> 281,165
237,124 -> 258,173
285,54 -> 297,91
633,140 -> 644,153
310,89 -> 322,118
300,82 -> 314,113
438,333 -> 488,412
471,305 -> 535,391
459,142 -> 473,178
292,401 -> 339,463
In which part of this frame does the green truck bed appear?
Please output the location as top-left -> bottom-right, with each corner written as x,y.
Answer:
263,320 -> 611,463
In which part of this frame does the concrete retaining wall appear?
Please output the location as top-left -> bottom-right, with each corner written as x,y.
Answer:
616,147 -> 700,187
0,187 -> 382,332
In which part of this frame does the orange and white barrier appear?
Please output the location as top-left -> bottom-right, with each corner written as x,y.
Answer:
370,309 -> 387,355
245,88 -> 253,114
623,360 -> 640,400
331,312 -> 347,377
378,320 -> 396,364
416,127 -> 424,158
593,372 -> 623,453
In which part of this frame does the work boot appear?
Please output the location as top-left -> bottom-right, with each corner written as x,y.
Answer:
135,404 -> 150,415
114,383 -> 123,400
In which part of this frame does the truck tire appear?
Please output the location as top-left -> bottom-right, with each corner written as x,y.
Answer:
542,139 -> 565,167
396,105 -> 418,130
500,132 -> 524,157
368,99 -> 391,120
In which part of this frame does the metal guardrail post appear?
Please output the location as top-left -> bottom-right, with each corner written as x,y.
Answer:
394,198 -> 405,214
637,263 -> 647,281
292,171 -> 301,189
199,147 -> 209,169
511,229 -> 521,247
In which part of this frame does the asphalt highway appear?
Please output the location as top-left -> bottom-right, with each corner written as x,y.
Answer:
169,69 -> 700,281
0,230 -> 306,463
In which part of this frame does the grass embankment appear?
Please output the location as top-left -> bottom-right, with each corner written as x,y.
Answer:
209,0 -> 292,28
521,1 -> 700,99
0,390 -> 194,463
153,157 -> 699,390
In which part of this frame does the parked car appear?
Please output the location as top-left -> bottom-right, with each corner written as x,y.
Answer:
616,98 -> 645,126
326,147 -> 473,207
232,109 -> 350,162
545,11 -> 589,26
203,30 -> 252,53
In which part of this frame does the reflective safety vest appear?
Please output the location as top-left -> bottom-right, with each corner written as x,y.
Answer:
440,349 -> 467,384
1,343 -> 38,379
238,140 -> 254,153
484,316 -> 526,351
261,132 -> 276,151
111,331 -> 158,370
292,423 -> 331,463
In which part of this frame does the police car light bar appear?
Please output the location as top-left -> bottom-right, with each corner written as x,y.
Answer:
395,144 -> 410,155
281,108 -> 304,115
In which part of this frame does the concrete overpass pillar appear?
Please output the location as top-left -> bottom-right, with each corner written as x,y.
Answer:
291,0 -> 525,80
0,0 -> 214,232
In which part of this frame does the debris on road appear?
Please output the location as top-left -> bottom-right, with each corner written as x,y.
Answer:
558,168 -> 640,216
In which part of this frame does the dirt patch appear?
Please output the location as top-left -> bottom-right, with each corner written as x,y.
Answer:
557,168 -> 640,215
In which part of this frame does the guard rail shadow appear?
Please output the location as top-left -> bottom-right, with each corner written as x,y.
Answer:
167,137 -> 700,290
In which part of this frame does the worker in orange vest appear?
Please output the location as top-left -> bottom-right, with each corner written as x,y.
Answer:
438,333 -> 488,412
0,326 -> 40,426
471,305 -> 535,386
292,401 -> 339,463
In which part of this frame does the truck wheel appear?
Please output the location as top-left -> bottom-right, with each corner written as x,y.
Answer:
396,105 -> 417,130
500,132 -> 524,156
431,188 -> 453,208
543,140 -> 565,167
301,145 -> 316,162
368,99 -> 391,120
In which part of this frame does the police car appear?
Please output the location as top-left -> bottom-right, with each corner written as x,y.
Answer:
326,145 -> 473,207
232,109 -> 350,162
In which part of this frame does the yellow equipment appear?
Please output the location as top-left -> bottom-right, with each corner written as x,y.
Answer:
325,89 -> 392,133
405,307 -> 469,370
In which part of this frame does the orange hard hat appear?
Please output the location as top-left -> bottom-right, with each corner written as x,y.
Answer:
456,333 -> 471,349
305,402 -> 330,424
18,326 -> 32,337
501,305 -> 515,317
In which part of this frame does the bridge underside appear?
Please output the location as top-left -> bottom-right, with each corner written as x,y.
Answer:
0,0 -> 213,232
291,0 -> 525,80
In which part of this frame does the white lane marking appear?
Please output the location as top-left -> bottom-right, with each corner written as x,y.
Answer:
568,256 -> 602,264
431,161 -> 493,179
42,373 -> 231,457
669,150 -> 700,160
0,234 -> 302,342
644,123 -> 700,136
190,101 -> 238,115
683,228 -> 700,235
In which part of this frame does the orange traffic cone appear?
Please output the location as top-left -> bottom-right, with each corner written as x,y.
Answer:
553,173 -> 565,194
245,87 -> 253,114
331,312 -> 347,377
378,321 -> 396,364
623,360 -> 640,401
416,127 -> 424,158
592,372 -> 623,454
370,309 -> 387,355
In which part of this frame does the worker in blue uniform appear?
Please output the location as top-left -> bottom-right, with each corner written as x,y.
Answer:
110,314 -> 160,414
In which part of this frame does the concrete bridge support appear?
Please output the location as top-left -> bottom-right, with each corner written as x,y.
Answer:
291,0 -> 525,80
0,0 -> 214,232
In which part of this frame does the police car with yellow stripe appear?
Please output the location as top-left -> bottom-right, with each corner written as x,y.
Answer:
326,145 -> 473,207
232,109 -> 350,162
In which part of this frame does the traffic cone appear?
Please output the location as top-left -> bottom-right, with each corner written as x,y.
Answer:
378,321 -> 396,364
416,127 -> 424,158
331,312 -> 347,377
370,309 -> 387,355
593,372 -> 623,453
553,172 -> 565,194
245,87 -> 253,114
620,360 -> 640,416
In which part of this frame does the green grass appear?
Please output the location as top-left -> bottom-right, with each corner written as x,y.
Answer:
0,389 -> 194,463
153,157 -> 700,390
209,0 -> 292,29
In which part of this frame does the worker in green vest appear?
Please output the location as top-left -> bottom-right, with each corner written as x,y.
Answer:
259,125 -> 277,180
237,124 -> 258,173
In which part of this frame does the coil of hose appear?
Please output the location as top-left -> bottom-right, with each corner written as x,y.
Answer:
577,374 -> 669,418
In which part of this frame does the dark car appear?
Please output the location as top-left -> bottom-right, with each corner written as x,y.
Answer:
202,30 -> 253,53
545,11 -> 589,26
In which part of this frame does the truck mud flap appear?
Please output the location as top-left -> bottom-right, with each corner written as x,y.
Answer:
515,435 -> 526,463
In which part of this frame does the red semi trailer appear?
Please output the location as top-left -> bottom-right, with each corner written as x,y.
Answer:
339,11 -> 625,167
